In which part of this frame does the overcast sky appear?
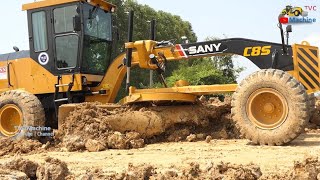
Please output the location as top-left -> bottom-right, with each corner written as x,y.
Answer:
1,0 -> 320,81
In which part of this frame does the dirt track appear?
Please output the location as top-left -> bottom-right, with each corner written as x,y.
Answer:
0,131 -> 318,179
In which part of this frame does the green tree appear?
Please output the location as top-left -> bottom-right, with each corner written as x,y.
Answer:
166,55 -> 243,87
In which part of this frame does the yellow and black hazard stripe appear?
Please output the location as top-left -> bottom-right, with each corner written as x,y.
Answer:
292,44 -> 320,92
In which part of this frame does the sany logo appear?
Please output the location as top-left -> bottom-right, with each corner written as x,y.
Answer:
188,43 -> 222,55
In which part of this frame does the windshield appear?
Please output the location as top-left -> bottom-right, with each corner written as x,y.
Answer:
81,4 -> 112,75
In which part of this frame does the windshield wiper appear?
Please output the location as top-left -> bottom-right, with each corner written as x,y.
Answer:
89,6 -> 98,20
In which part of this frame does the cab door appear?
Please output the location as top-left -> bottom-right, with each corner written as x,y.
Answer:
28,7 -> 55,74
51,4 -> 82,75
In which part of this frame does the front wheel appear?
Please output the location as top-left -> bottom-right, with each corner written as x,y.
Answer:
231,69 -> 309,145
0,90 -> 45,139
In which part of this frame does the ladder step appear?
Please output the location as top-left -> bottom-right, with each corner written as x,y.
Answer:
55,84 -> 70,87
54,98 -> 69,102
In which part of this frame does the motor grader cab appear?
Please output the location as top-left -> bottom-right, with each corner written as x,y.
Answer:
0,0 -> 318,146
0,0 -> 116,135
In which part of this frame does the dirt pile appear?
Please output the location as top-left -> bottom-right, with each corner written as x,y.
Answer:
0,169 -> 28,180
57,98 -> 235,151
0,137 -> 44,156
69,156 -> 320,179
107,98 -> 232,138
147,113 -> 238,144
55,103 -> 145,152
289,156 -> 320,180
81,161 -> 261,180
261,156 -> 320,180
309,100 -> 320,127
147,98 -> 239,143
36,157 -> 70,180
5,158 -> 38,178
0,157 -> 71,180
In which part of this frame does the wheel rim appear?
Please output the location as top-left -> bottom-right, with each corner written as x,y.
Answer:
246,88 -> 288,129
0,104 -> 23,136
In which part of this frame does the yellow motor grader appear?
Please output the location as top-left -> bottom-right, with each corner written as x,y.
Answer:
0,0 -> 318,145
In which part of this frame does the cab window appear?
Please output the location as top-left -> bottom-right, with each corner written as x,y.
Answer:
32,11 -> 48,52
55,35 -> 78,69
54,5 -> 78,34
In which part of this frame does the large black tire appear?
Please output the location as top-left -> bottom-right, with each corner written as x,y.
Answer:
0,90 -> 45,139
231,69 -> 309,145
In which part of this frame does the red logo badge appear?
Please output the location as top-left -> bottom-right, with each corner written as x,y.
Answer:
279,17 -> 289,24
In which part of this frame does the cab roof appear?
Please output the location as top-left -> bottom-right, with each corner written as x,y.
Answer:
22,0 -> 116,12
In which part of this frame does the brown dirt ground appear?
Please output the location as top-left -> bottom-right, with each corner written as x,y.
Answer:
0,98 -> 319,179
0,133 -> 319,179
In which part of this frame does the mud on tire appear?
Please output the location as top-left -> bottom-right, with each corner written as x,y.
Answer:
231,69 -> 309,145
0,90 -> 45,139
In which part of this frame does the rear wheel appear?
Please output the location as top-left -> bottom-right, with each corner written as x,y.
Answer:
0,90 -> 45,139
231,69 -> 309,145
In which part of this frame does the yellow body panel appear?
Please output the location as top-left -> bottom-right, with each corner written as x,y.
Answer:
0,58 -> 82,94
22,0 -> 116,12
291,42 -> 320,93
119,84 -> 237,104
131,84 -> 238,95
85,53 -> 127,103
120,92 -> 197,105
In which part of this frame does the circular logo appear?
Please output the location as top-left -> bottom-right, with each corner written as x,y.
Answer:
38,52 -> 49,65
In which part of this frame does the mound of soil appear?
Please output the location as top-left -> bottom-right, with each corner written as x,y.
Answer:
1,155 -> 317,180
82,161 -> 261,180
309,100 -> 320,126
289,156 -> 320,179
0,157 -> 70,180
56,103 -> 145,152
74,156 -> 320,179
146,98 -> 239,144
57,97 -> 235,152
4,158 -> 38,179
261,156 -> 320,180
0,169 -> 28,180
36,157 -> 70,180
0,137 -> 43,156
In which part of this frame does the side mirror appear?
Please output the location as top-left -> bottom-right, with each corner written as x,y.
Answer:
13,46 -> 19,52
286,25 -> 292,33
73,15 -> 81,32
